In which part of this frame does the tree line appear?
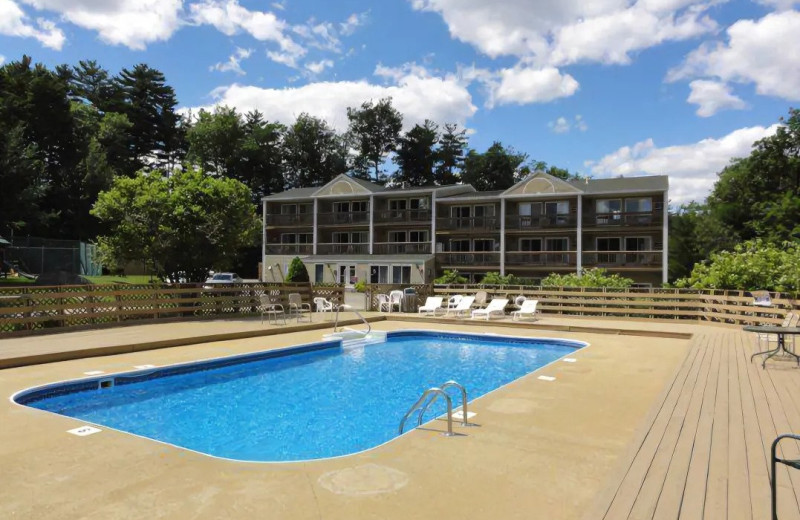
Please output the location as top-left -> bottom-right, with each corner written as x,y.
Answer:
0,55 -> 576,244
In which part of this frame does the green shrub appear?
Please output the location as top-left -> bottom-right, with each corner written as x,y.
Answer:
480,272 -> 520,285
434,269 -> 467,284
286,257 -> 310,283
542,268 -> 634,288
354,280 -> 366,293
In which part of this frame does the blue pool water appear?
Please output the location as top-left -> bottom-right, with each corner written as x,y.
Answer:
16,331 -> 582,462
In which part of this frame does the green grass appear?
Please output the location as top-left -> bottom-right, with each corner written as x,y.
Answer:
0,276 -> 35,285
85,275 -> 157,285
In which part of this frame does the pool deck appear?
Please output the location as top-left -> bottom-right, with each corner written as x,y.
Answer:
1,315 -> 799,519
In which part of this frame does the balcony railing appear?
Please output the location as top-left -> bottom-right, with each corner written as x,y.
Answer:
504,251 -> 577,267
583,251 -> 663,267
436,217 -> 499,231
586,212 -> 662,227
265,244 -> 313,255
372,242 -> 432,255
505,214 -> 576,229
265,213 -> 314,226
374,209 -> 432,223
316,243 -> 370,255
436,252 -> 500,266
317,212 -> 370,226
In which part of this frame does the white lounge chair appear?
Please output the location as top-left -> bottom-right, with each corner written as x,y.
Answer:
418,296 -> 444,316
445,296 -> 475,318
471,298 -> 509,321
447,295 -> 463,309
512,299 -> 539,321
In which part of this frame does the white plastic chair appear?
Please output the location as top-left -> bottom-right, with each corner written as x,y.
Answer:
389,290 -> 403,312
314,297 -> 334,312
512,299 -> 539,321
471,298 -> 509,321
445,296 -> 475,318
376,294 -> 392,312
418,297 -> 444,316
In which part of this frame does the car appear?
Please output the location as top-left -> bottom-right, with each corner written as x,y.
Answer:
203,272 -> 243,288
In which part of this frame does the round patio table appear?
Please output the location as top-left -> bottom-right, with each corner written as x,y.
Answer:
745,325 -> 800,368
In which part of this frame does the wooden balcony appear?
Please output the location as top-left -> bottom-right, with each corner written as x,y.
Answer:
583,251 -> 663,267
435,217 -> 499,232
374,209 -> 432,224
317,212 -> 369,226
505,214 -> 576,230
436,252 -> 500,266
316,243 -> 370,255
504,251 -> 577,267
265,244 -> 313,255
265,214 -> 314,227
585,212 -> 663,227
372,242 -> 432,255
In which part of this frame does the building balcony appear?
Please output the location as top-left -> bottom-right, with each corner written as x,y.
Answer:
436,217 -> 499,232
505,214 -> 576,230
372,242 -> 432,255
317,212 -> 370,226
583,251 -> 663,268
316,243 -> 370,255
436,252 -> 500,266
374,209 -> 432,224
265,214 -> 314,227
504,251 -> 577,267
265,244 -> 313,255
585,212 -> 663,227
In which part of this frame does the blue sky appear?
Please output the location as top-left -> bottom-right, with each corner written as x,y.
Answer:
1,0 -> 798,204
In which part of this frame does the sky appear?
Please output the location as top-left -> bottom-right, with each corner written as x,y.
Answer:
1,0 -> 798,205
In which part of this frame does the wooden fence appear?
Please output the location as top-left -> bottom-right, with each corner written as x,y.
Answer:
0,283 -> 344,335
364,284 -> 434,311
432,285 -> 798,326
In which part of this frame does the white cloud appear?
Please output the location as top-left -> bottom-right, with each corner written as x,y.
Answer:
486,66 -> 579,107
687,79 -> 746,117
21,0 -> 180,50
304,59 -> 334,75
409,0 -> 716,67
340,12 -> 368,36
585,124 -> 781,204
210,47 -> 252,75
549,117 -> 571,134
0,0 -> 64,49
668,10 -> 800,101
0,55 -> 5,65
271,1 -> 286,10
185,67 -> 477,132
754,0 -> 800,9
575,114 -> 588,132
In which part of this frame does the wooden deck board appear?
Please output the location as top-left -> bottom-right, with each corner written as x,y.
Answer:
588,328 -> 800,520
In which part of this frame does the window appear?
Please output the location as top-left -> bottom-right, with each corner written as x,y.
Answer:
545,237 -> 569,265
352,200 -> 368,212
332,232 -> 351,243
624,197 -> 652,213
596,199 -> 622,213
473,205 -> 495,217
449,239 -> 470,252
392,265 -> 411,284
625,237 -> 650,251
473,239 -> 495,251
280,233 -> 312,244
298,203 -> 312,214
451,206 -> 471,218
544,201 -> 569,215
519,203 -> 533,216
519,238 -> 542,251
596,237 -> 621,264
388,230 -> 407,243
333,201 -> 349,213
315,264 -> 324,284
410,198 -> 429,210
281,204 -> 297,214
409,230 -> 428,242
370,265 -> 389,284
389,199 -> 407,211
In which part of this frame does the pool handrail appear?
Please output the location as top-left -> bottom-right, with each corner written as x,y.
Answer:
399,387 -> 454,436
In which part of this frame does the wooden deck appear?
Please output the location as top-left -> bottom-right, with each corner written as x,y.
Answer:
585,328 -> 800,520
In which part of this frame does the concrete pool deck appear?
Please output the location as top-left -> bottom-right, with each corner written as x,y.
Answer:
1,317 -> 797,519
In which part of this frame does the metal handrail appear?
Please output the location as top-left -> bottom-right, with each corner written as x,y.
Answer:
399,387 -> 454,436
441,381 -> 470,427
332,304 -> 371,336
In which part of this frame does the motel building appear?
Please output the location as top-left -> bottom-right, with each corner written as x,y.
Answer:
261,172 -> 668,287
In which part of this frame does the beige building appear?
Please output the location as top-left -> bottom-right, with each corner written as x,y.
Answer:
262,172 -> 669,286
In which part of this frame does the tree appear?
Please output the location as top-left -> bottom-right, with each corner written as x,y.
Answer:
393,120 -> 438,186
239,110 -> 285,201
92,169 -> 260,282
286,257 -> 310,282
346,97 -> 403,182
435,123 -> 467,185
283,113 -> 347,188
461,142 -> 527,191
668,202 -> 733,281
186,106 -> 245,177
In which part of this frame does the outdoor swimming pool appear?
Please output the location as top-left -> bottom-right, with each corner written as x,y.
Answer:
14,331 -> 584,462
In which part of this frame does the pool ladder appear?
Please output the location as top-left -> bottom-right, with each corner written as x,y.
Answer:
398,381 -> 471,437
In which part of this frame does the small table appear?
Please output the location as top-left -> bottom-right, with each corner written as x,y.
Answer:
746,326 -> 800,368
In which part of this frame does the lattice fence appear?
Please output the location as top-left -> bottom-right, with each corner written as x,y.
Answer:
364,284 -> 434,311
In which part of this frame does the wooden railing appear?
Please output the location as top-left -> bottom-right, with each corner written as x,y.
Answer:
265,214 -> 314,227
505,214 -> 576,229
265,244 -> 313,255
316,243 -> 370,255
430,285 -> 798,326
372,242 -> 432,254
316,212 -> 369,225
374,209 -> 432,223
0,283 -> 344,335
505,251 -> 577,267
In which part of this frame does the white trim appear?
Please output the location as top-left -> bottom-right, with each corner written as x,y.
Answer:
662,189 -> 669,285
430,191 -> 437,254
312,198 -> 318,255
500,198 -> 506,276
261,199 -> 267,281
576,194 -> 582,275
369,195 -> 374,255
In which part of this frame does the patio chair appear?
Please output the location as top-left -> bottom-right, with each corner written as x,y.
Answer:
471,298 -> 509,321
512,299 -> 540,322
313,297 -> 335,312
751,290 -> 773,307
260,293 -> 285,325
447,295 -> 463,310
288,292 -> 312,322
445,296 -> 475,318
389,290 -> 404,312
418,296 -> 444,316
473,290 -> 488,309
376,293 -> 392,312
514,295 -> 527,306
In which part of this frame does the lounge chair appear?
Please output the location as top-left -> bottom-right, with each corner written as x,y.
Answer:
473,291 -> 488,309
445,296 -> 475,318
418,296 -> 444,316
512,299 -> 539,321
447,295 -> 463,309
313,297 -> 334,312
471,298 -> 509,321
260,293 -> 286,325
288,292 -> 311,322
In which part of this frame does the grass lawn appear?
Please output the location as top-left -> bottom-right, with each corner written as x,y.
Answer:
0,275 -> 157,286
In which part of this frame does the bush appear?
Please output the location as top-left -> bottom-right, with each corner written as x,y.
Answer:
480,272 -> 520,286
542,268 -> 634,288
434,269 -> 467,284
354,280 -> 366,293
286,257 -> 310,283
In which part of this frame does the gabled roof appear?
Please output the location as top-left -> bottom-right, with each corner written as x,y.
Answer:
501,171 -> 584,197
262,187 -> 318,201
568,175 -> 668,194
